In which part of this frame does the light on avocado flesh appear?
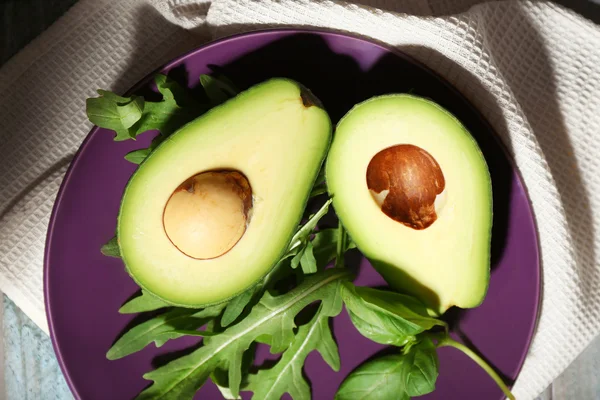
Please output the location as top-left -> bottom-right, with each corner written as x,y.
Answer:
367,144 -> 446,230
326,94 -> 492,314
118,78 -> 331,307
163,171 -> 252,259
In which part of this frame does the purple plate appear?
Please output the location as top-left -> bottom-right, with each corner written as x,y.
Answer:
44,30 -> 540,400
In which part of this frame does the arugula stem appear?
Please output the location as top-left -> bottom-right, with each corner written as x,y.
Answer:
436,336 -> 515,400
310,185 -> 328,198
335,221 -> 347,269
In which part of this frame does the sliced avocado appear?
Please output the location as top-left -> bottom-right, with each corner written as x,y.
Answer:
118,79 -> 331,307
326,95 -> 492,314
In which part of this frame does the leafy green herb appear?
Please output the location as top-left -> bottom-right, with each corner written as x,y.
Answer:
200,74 -> 239,106
86,91 -> 144,141
124,134 -> 166,164
335,221 -> 347,269
87,73 -> 240,164
341,283 -> 445,346
129,74 -> 202,138
299,240 -> 318,273
309,186 -> 328,198
100,236 -> 120,258
310,166 -> 327,198
87,75 -> 198,141
400,336 -> 438,396
210,345 -> 256,400
336,336 -> 438,400
221,287 -> 257,327
137,268 -> 351,399
119,290 -> 171,314
287,199 -> 332,257
162,329 -> 219,337
313,227 -> 355,267
338,286 -> 515,400
107,304 -> 225,360
245,300 -> 343,399
336,354 -> 409,400
350,285 -> 447,332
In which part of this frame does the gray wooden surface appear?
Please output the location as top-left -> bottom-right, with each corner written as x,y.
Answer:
1,0 -> 600,399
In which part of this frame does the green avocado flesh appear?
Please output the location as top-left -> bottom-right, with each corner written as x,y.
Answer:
118,79 -> 332,307
326,95 -> 492,314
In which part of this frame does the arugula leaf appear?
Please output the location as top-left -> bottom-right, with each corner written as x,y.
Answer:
287,199 -> 332,257
211,345 -> 255,400
341,283 -> 444,346
309,167 -> 327,198
107,304 -> 225,360
312,228 -> 355,267
119,290 -> 171,314
335,354 -> 409,400
86,91 -> 144,141
100,236 -> 120,258
131,74 -> 203,138
310,186 -> 328,198
124,133 -> 166,164
400,336 -> 439,396
299,240 -> 318,274
86,74 -> 206,163
221,287 -> 257,327
290,249 -> 302,270
335,221 -> 347,268
137,268 -> 352,400
161,329 -> 218,337
245,300 -> 343,400
200,74 -> 239,106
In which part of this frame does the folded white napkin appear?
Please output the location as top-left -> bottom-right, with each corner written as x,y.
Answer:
1,0 -> 599,399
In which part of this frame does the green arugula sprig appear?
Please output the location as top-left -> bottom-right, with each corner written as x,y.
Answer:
245,301 -> 342,400
107,304 -> 226,361
334,335 -> 439,400
119,290 -> 170,314
86,73 -> 239,164
138,268 -> 351,400
100,236 -> 120,258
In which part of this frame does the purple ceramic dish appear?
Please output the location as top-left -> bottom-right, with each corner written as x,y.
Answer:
44,30 -> 540,400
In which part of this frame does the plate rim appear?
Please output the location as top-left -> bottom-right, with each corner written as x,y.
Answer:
43,27 -> 541,400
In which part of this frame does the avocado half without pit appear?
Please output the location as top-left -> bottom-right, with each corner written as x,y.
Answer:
326,95 -> 493,315
117,79 -> 332,307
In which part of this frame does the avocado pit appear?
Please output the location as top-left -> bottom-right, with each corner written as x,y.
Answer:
163,171 -> 252,259
366,144 -> 445,230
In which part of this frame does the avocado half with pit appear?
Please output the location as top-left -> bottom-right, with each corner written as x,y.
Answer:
326,95 -> 492,314
118,78 -> 331,307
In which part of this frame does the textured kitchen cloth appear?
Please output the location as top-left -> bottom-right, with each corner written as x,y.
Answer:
0,0 -> 598,399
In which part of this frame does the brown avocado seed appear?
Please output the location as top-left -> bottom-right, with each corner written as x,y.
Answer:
366,144 -> 445,230
163,171 -> 252,259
